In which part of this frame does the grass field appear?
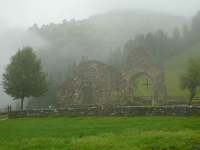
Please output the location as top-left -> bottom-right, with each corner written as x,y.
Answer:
0,115 -> 7,120
133,42 -> 200,97
0,116 -> 200,149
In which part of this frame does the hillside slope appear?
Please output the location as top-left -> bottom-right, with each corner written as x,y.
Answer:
164,42 -> 200,96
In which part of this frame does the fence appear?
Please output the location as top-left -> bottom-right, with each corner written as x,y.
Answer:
8,105 -> 12,118
135,95 -> 200,106
0,105 -> 13,117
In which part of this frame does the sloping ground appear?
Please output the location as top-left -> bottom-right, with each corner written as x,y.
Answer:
134,42 -> 200,97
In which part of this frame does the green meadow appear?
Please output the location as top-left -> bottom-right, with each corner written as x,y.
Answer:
0,116 -> 200,150
0,115 -> 7,120
133,42 -> 200,97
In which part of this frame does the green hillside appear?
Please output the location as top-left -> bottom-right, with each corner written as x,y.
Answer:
133,42 -> 200,97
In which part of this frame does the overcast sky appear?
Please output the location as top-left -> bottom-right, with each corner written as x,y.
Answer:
0,0 -> 200,109
0,0 -> 200,31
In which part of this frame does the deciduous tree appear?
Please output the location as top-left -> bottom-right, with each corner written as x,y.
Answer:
179,56 -> 200,105
2,46 -> 51,110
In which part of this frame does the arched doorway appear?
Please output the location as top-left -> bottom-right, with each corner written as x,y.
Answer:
129,73 -> 154,105
77,82 -> 93,106
122,47 -> 168,105
79,86 -> 93,104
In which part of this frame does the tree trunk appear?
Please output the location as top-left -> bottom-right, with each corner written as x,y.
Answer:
189,94 -> 194,105
189,97 -> 192,105
21,98 -> 23,110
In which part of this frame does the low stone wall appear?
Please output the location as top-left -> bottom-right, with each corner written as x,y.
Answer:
11,106 -> 200,117
0,112 -> 7,116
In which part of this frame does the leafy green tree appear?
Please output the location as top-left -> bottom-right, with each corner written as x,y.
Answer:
2,46 -> 51,110
179,56 -> 200,105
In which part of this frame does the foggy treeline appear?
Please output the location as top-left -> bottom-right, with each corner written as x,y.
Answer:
13,9 -> 200,110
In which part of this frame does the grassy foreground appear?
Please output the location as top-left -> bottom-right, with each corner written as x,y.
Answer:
0,115 -> 7,120
0,116 -> 200,150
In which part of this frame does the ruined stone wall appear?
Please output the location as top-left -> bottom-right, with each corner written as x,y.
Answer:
58,47 -> 168,107
122,47 -> 168,105
57,60 -> 126,107
11,106 -> 200,117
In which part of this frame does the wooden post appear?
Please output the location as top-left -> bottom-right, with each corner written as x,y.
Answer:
7,105 -> 9,118
7,105 -> 11,118
142,95 -> 143,103
181,95 -> 183,104
10,105 -> 11,118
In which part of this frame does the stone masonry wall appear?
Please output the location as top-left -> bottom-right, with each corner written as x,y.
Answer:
57,60 -> 126,107
11,106 -> 200,117
122,47 -> 168,105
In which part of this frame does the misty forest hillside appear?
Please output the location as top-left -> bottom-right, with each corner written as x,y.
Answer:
29,9 -> 190,77
26,9 -> 200,109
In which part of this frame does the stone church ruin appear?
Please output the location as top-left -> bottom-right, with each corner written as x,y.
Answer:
57,47 -> 168,107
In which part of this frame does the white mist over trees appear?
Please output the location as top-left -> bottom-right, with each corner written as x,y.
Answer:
25,9 -> 193,109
